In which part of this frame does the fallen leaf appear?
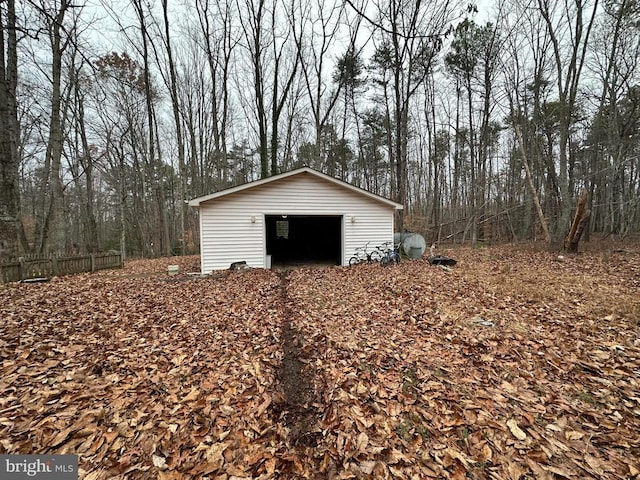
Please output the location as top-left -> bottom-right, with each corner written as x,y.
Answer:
506,461 -> 527,480
506,418 -> 527,441
356,431 -> 369,453
152,454 -> 167,470
564,430 -> 584,441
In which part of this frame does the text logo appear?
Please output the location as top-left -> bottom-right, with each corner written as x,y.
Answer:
0,455 -> 77,479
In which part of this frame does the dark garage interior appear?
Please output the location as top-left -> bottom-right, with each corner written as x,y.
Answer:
265,215 -> 342,266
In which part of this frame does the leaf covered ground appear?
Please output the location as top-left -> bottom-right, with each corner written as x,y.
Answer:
1,246 -> 639,479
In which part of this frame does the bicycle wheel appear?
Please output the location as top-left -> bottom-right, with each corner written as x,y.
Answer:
380,255 -> 391,266
349,256 -> 360,267
369,250 -> 382,262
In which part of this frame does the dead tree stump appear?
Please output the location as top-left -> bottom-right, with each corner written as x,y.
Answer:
564,190 -> 591,253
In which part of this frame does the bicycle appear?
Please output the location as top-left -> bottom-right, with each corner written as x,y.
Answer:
349,241 -> 382,266
379,241 -> 401,266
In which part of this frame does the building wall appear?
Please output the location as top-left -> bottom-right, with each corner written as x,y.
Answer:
197,172 -> 396,272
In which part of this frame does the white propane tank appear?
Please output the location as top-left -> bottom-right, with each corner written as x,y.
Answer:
394,232 -> 427,259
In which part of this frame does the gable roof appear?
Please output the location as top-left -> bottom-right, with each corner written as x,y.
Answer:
187,167 -> 403,209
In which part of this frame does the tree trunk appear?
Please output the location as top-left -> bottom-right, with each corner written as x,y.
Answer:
162,0 -> 186,254
0,0 -> 19,259
564,190 -> 590,252
76,79 -> 99,253
38,1 -> 70,253
515,124 -> 551,243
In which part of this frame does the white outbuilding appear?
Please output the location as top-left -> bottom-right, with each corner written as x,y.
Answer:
188,167 -> 403,272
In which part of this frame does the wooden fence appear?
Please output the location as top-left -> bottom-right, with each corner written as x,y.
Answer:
0,252 -> 123,283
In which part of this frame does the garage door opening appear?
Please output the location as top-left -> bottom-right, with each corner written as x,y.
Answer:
265,215 -> 342,267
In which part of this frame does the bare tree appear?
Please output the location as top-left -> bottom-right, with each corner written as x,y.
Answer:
194,0 -> 236,184
537,0 -> 599,238
587,0 -> 640,236
66,51 -> 99,253
30,0 -> 74,253
445,18 -> 502,244
290,0 -> 351,171
0,0 -> 20,258
94,51 -> 162,258
154,0 -> 187,253
238,0 -> 302,178
499,0 -> 567,241
360,0 -> 461,228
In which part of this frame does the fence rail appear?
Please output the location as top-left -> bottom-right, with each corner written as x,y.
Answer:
0,253 -> 123,283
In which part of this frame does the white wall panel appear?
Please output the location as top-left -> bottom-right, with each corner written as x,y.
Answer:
197,172 -> 397,272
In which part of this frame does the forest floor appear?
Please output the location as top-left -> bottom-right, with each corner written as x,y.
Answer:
1,244 -> 639,479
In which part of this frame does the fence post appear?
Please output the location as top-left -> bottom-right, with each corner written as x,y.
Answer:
51,255 -> 58,277
19,257 -> 25,281
91,254 -> 96,272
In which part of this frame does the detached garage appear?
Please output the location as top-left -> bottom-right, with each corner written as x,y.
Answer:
188,167 -> 403,272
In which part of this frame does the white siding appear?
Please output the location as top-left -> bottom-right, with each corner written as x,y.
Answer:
198,172 -> 396,272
